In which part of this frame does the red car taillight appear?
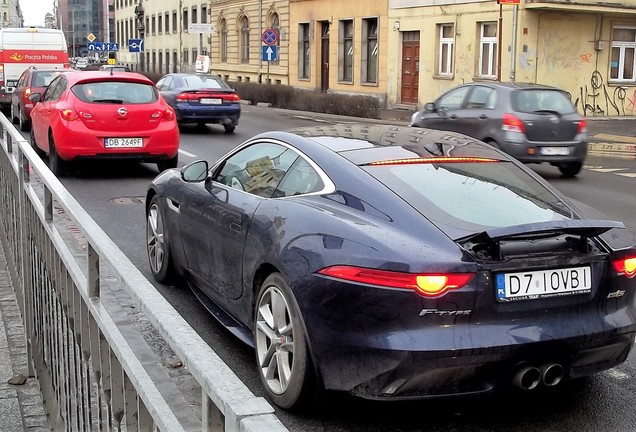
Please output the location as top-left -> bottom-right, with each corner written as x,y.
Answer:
577,118 -> 588,134
151,108 -> 176,121
176,92 -> 194,101
177,92 -> 240,102
317,265 -> 475,298
60,109 -> 80,121
612,257 -> 636,278
502,113 -> 526,133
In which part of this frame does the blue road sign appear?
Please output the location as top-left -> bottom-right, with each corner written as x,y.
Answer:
262,28 -> 278,46
262,45 -> 278,62
87,42 -> 119,52
128,39 -> 144,53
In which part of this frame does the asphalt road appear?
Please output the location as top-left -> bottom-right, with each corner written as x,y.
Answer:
23,106 -> 636,432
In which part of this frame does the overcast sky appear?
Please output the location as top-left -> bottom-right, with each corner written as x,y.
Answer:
22,0 -> 54,27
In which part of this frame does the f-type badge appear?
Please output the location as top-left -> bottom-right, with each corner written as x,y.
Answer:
419,309 -> 472,317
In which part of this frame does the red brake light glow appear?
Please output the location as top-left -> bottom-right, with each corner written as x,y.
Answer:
612,257 -> 636,278
317,265 -> 475,298
368,157 -> 500,166
151,108 -> 175,120
502,113 -> 526,133
577,118 -> 588,134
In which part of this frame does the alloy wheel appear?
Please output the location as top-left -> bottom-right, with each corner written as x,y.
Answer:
146,203 -> 165,275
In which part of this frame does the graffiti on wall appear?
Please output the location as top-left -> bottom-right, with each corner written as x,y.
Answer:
570,70 -> 630,117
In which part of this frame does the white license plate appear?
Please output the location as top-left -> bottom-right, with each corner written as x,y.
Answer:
200,98 -> 222,105
540,147 -> 570,156
104,137 -> 143,148
496,266 -> 591,302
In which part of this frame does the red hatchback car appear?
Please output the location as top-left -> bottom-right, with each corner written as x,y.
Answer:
29,71 -> 179,176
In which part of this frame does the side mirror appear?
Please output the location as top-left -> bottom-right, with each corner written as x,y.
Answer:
181,160 -> 208,182
425,102 -> 436,112
28,93 -> 41,103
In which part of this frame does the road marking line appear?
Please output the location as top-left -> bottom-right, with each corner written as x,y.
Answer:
616,172 -> 636,177
588,168 -> 628,173
593,133 -> 636,145
605,368 -> 630,380
178,149 -> 197,158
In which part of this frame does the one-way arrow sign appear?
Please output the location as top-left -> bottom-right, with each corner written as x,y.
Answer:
261,45 -> 278,62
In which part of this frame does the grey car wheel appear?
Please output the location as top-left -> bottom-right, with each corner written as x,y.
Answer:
146,197 -> 178,283
255,273 -> 318,410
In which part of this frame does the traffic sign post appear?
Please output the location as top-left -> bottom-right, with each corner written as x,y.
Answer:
128,39 -> 144,53
262,45 -> 278,62
87,42 -> 119,52
262,28 -> 278,46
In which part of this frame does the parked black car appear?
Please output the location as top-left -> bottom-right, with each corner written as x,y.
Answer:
156,73 -> 241,133
145,123 -> 636,411
410,82 -> 588,177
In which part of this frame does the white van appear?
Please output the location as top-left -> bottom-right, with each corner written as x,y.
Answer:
0,27 -> 69,108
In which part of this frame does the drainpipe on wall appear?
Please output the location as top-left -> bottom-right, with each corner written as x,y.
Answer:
510,5 -> 518,82
259,0 -> 263,81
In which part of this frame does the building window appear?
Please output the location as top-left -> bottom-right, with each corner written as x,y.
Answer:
192,49 -> 198,64
220,18 -> 228,63
145,16 -> 149,35
172,11 -> 177,32
183,9 -> 189,31
158,15 -> 162,34
240,16 -> 250,63
361,17 -> 378,84
479,22 -> 497,78
610,27 -> 636,82
438,24 -> 454,76
339,19 -> 354,82
298,23 -> 310,79
192,6 -> 197,24
201,5 -> 207,24
151,15 -> 156,34
183,49 -> 189,64
158,51 -> 163,74
165,13 -> 169,33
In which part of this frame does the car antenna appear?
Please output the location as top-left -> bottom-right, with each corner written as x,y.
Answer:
110,67 -> 114,76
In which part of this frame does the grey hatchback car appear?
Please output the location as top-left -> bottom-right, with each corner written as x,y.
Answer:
410,82 -> 588,177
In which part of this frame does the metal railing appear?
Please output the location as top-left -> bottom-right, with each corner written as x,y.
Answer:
0,115 -> 288,432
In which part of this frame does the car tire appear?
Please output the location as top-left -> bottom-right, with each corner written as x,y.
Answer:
224,123 -> 236,134
254,273 -> 319,411
19,109 -> 30,132
10,104 -> 18,124
146,196 -> 179,284
558,162 -> 582,177
157,154 -> 179,172
48,134 -> 69,177
29,128 -> 45,158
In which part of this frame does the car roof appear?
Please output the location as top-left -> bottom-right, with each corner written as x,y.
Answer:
463,81 -> 564,92
59,71 -> 154,85
264,124 -> 509,165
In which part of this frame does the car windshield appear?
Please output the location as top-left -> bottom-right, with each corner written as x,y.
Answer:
363,160 -> 574,239
181,75 -> 231,90
512,89 -> 576,115
72,81 -> 158,103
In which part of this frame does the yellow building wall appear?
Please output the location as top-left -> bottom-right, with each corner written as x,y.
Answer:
289,0 -> 388,100
210,0 -> 289,84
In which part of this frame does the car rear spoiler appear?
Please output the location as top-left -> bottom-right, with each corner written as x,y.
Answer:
456,219 -> 625,259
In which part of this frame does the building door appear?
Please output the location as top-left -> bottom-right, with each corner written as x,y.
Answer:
320,21 -> 330,92
400,32 -> 420,105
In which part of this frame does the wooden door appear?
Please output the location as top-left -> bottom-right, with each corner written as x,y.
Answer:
401,35 -> 420,105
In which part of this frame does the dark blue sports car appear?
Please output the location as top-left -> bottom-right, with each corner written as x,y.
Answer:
145,124 -> 636,410
156,73 -> 241,133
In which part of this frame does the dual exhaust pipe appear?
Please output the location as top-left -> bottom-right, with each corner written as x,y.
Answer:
513,363 -> 564,390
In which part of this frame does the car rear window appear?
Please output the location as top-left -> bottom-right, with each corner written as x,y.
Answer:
363,161 -> 573,239
181,75 -> 231,90
512,89 -> 576,115
72,82 -> 158,104
33,71 -> 63,87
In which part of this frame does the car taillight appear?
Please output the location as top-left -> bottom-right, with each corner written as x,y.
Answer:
151,108 -> 176,120
317,265 -> 475,298
227,93 -> 240,102
502,113 -> 526,133
612,257 -> 636,278
60,109 -> 80,121
176,92 -> 194,101
577,118 -> 588,134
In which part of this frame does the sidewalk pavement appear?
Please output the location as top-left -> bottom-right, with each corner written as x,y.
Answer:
0,243 -> 51,432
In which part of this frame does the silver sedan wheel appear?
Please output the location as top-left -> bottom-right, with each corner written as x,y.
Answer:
146,203 -> 165,275
255,285 -> 295,395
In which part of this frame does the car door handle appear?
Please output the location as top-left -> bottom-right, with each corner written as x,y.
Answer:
229,222 -> 241,232
449,114 -> 457,120
479,114 -> 488,120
